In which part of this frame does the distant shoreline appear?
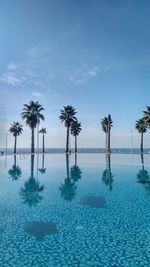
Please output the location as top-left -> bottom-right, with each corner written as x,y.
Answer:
1,151 -> 150,156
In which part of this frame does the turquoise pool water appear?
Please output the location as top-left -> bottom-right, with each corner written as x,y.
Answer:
0,153 -> 150,267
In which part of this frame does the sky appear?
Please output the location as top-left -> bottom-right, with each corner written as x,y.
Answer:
0,0 -> 150,149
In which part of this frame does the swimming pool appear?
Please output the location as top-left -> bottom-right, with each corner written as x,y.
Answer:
0,153 -> 150,266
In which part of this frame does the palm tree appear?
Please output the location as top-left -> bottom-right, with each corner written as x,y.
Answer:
59,106 -> 77,153
59,177 -> 77,201
59,155 -> 77,201
39,128 -> 47,153
75,154 -> 77,166
20,155 -> 44,207
70,165 -> 82,182
9,122 -> 23,154
70,119 -> 82,153
8,165 -> 22,181
141,153 -> 144,169
8,155 -> 22,181
137,154 -> 150,184
38,154 -> 46,174
21,100 -> 44,154
143,106 -> 150,128
102,155 -> 114,191
101,117 -> 108,150
137,169 -> 150,184
101,114 -> 113,153
137,152 -> 150,197
135,118 -> 147,153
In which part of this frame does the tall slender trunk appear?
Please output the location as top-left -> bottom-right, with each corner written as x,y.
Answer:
14,136 -> 17,154
66,155 -> 69,179
107,154 -> 111,173
31,154 -> 34,179
107,126 -> 111,154
106,154 -> 112,190
43,133 -> 45,153
42,154 -> 44,169
66,126 -> 69,153
105,132 -> 108,153
75,154 -> 77,166
141,132 -> 143,154
75,135 -> 77,153
14,155 -> 16,167
106,154 -> 109,170
31,128 -> 34,154
141,153 -> 144,171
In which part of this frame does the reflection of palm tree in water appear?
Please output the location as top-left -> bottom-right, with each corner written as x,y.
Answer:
137,154 -> 150,184
137,154 -> 150,196
59,155 -> 82,201
8,155 -> 22,181
70,154 -> 82,182
137,154 -> 150,200
59,155 -> 77,201
20,155 -> 44,207
102,154 -> 114,191
38,154 -> 46,174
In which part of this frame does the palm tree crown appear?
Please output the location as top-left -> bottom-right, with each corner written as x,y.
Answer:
59,105 -> 77,127
39,128 -> 47,153
39,128 -> 47,134
135,118 -> 147,153
21,100 -> 44,153
20,177 -> 44,207
8,165 -> 22,181
59,105 -> 77,153
9,121 -> 23,137
101,114 -> 113,153
101,115 -> 113,133
9,122 -> 23,154
20,155 -> 44,207
70,120 -> 82,136
21,100 -> 44,129
143,106 -> 150,127
135,118 -> 147,134
70,119 -> 82,153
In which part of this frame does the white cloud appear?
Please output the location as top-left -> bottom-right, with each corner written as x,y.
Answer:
69,65 -> 101,84
32,91 -> 44,98
88,66 -> 101,76
0,67 -> 43,87
0,72 -> 22,86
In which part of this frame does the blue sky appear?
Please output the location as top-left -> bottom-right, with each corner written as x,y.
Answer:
0,0 -> 150,148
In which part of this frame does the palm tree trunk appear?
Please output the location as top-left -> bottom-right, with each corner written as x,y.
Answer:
42,154 -> 45,169
141,153 -> 144,171
14,136 -> 17,154
106,154 -> 112,190
75,135 -> 77,153
107,154 -> 111,172
141,132 -> 143,154
106,154 -> 109,170
75,154 -> 77,166
31,128 -> 34,154
43,133 -> 45,153
31,154 -> 34,178
66,126 -> 69,153
105,132 -> 108,153
66,155 -> 69,179
14,155 -> 16,167
107,127 -> 111,153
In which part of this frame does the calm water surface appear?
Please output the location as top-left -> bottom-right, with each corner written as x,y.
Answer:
0,154 -> 150,267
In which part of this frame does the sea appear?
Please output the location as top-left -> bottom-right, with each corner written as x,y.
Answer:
1,148 -> 150,154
